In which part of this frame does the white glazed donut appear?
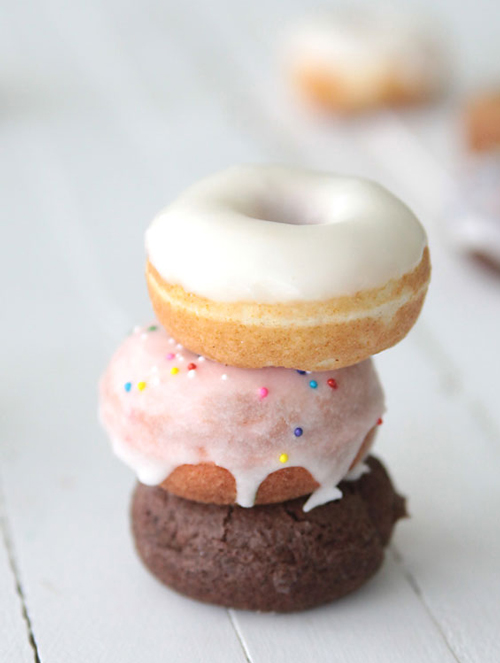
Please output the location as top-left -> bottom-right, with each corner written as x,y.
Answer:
146,165 -> 430,370
281,10 -> 444,112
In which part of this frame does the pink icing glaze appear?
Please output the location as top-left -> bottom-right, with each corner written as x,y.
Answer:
99,325 -> 385,510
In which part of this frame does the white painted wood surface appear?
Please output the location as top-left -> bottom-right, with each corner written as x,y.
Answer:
2,0 -> 500,661
0,500 -> 34,663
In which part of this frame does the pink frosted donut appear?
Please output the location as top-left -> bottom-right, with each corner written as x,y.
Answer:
99,324 -> 385,511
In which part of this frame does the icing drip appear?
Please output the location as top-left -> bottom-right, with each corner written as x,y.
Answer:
345,461 -> 371,482
99,325 -> 385,509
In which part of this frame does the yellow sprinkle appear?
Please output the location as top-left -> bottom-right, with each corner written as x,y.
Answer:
279,453 -> 288,464
170,367 -> 180,375
137,381 -> 147,391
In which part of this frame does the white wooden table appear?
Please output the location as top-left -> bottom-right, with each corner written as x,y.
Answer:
2,1 -> 500,661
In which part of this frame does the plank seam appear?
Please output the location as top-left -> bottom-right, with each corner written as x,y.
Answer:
0,479 -> 42,663
228,610 -> 254,663
390,545 -> 462,663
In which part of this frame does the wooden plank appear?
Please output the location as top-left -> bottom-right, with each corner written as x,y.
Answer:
375,335 -> 500,663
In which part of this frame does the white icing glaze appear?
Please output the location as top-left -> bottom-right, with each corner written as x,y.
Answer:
99,326 -> 385,510
146,165 -> 427,303
282,10 -> 443,94
345,461 -> 371,482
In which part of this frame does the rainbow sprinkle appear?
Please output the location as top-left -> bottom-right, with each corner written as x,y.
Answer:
170,367 -> 180,375
137,381 -> 147,391
279,453 -> 288,463
294,427 -> 303,437
166,353 -> 175,360
309,380 -> 318,389
147,325 -> 158,332
327,378 -> 338,390
124,382 -> 132,392
259,387 -> 269,399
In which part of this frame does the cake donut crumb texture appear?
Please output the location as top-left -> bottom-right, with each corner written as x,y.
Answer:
145,165 -> 430,370
132,456 -> 406,612
99,325 -> 384,511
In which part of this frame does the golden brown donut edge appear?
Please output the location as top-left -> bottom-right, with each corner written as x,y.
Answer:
145,247 -> 430,371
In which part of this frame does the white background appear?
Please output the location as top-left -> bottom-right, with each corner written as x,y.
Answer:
1,0 -> 500,661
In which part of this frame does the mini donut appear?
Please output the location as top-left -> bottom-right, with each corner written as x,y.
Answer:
145,165 -> 430,370
281,11 -> 444,113
132,456 -> 407,612
99,325 -> 385,511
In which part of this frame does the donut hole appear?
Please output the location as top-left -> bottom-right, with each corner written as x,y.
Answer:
250,194 -> 327,226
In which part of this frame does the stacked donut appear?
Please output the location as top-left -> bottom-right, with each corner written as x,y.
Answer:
99,165 -> 430,611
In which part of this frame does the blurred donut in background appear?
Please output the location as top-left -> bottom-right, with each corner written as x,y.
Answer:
465,90 -> 500,152
281,9 -> 445,114
448,90 -> 500,274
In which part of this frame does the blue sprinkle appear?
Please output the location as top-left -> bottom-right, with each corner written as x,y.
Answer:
296,370 -> 306,375
294,427 -> 303,437
309,380 -> 318,389
124,382 -> 132,392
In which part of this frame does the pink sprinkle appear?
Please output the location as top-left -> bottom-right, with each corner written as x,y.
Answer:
259,387 -> 269,399
166,353 -> 175,360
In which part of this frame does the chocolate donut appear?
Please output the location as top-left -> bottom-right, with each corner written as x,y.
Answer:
131,456 -> 406,612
